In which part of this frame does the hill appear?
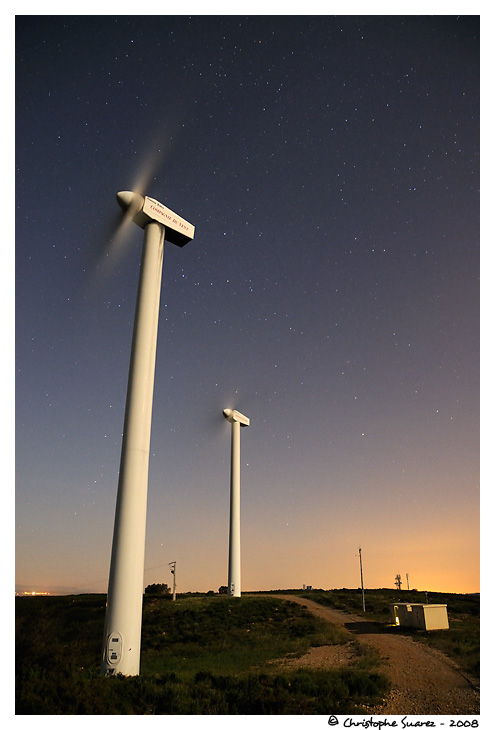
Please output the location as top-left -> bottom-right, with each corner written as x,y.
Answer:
16,588 -> 478,714
16,592 -> 389,714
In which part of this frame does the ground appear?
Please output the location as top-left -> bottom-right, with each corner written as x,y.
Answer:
275,595 -> 480,715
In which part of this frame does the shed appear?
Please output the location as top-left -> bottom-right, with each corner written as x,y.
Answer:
391,603 -> 449,630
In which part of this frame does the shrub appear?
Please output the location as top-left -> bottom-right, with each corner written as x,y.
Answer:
16,593 -> 391,714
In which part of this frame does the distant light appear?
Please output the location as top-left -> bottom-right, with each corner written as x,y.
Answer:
20,591 -> 49,596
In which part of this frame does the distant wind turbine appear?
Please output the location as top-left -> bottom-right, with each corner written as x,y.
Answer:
223,408 -> 250,597
100,190 -> 194,677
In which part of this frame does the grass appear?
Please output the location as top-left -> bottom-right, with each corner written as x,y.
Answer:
16,593 -> 389,714
303,588 -> 480,680
140,594 -> 349,676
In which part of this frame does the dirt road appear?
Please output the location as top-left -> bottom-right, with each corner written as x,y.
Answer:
276,595 -> 480,715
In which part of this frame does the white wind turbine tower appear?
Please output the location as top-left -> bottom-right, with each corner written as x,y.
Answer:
101,191 -> 194,677
223,408 -> 250,597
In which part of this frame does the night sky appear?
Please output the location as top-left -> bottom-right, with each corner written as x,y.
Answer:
15,15 -> 480,596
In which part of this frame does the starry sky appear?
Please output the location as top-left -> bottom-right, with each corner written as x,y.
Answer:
15,14 -> 480,596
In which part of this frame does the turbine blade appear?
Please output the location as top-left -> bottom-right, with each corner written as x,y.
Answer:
87,136 -> 172,285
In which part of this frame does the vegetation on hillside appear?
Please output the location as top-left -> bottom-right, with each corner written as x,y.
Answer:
302,588 -> 480,679
16,593 -> 389,715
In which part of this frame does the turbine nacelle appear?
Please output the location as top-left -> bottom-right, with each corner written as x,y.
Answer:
116,191 -> 195,247
223,408 -> 250,427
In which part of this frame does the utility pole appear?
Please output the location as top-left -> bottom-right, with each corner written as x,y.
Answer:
169,561 -> 176,601
359,547 -> 365,612
406,573 -> 410,591
395,573 -> 402,590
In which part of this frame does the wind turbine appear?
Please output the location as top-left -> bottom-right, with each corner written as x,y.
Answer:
101,191 -> 194,677
223,408 -> 250,597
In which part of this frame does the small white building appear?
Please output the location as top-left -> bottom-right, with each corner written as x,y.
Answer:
391,603 -> 449,630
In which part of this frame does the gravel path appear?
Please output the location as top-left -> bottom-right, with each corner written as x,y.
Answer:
275,594 -> 480,715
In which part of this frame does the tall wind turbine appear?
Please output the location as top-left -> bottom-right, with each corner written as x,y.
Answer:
223,408 -> 250,597
101,191 -> 194,677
